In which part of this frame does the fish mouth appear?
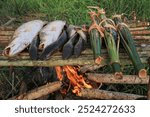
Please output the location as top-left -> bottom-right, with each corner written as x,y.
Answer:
3,47 -> 11,57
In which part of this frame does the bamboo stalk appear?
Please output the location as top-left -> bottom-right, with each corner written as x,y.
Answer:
79,88 -> 146,100
0,55 -> 96,67
147,57 -> 150,100
86,73 -> 149,84
88,11 -> 104,64
131,30 -> 150,35
98,9 -> 122,79
113,16 -> 147,78
9,81 -> 62,100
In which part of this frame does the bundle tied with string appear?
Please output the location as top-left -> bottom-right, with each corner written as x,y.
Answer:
88,10 -> 104,64
97,8 -> 122,79
112,15 -> 147,78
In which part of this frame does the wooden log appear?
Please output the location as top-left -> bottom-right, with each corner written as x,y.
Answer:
79,64 -> 104,73
86,73 -> 149,84
79,88 -> 146,100
9,81 -> 62,100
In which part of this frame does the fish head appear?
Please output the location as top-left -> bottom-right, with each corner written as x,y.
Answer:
67,25 -> 77,38
3,41 -> 28,57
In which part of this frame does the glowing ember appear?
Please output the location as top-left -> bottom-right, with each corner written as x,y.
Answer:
55,65 -> 92,95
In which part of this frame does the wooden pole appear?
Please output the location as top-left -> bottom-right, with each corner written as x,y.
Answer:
79,88 -> 146,100
86,73 -> 149,84
9,81 -> 62,100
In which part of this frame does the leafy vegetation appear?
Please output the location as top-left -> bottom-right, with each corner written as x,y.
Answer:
0,0 -> 150,25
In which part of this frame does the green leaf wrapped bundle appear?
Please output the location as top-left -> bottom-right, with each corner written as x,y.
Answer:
113,15 -> 147,78
88,11 -> 104,64
98,9 -> 122,79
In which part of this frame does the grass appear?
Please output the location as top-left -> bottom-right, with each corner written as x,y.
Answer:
0,0 -> 150,98
0,0 -> 150,25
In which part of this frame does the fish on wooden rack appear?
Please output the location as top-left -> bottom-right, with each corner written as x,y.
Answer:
62,25 -> 87,59
39,20 -> 68,60
3,20 -> 46,58
62,25 -> 79,59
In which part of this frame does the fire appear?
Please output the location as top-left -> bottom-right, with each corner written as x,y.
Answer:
55,65 -> 92,95
55,66 -> 63,81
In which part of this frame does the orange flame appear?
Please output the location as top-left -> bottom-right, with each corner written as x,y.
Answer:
55,65 -> 92,95
55,66 -> 63,81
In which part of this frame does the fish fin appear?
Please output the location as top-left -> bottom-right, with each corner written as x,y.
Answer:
39,30 -> 68,60
62,33 -> 79,59
29,36 -> 40,60
74,37 -> 84,57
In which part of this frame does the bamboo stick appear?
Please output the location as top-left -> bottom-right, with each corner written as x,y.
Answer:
147,78 -> 150,100
133,36 -> 150,40
0,55 -> 96,67
0,31 -> 14,36
0,26 -> 15,31
130,27 -> 150,31
113,16 -> 147,78
79,88 -> 146,100
147,57 -> 150,100
127,22 -> 150,28
131,30 -> 150,35
86,73 -> 149,84
9,81 -> 62,100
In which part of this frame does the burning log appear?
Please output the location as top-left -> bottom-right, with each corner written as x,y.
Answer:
79,88 -> 146,100
9,81 -> 62,100
86,73 -> 149,84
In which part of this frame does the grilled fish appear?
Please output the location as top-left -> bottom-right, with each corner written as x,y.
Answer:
62,25 -> 79,59
3,20 -> 45,57
39,20 -> 68,60
39,20 -> 66,50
